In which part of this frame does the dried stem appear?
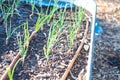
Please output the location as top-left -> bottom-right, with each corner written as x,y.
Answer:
0,52 -> 21,80
60,20 -> 89,80
29,30 -> 37,41
25,30 -> 37,49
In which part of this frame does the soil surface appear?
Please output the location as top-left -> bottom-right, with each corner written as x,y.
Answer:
93,0 -> 120,80
1,0 -> 120,80
0,2 -> 91,80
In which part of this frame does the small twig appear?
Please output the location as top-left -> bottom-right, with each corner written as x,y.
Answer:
60,20 -> 89,80
0,52 -> 21,80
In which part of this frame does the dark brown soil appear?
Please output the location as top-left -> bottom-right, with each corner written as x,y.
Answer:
0,2 -> 91,80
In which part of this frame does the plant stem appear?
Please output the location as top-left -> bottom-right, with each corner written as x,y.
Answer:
29,30 -> 37,42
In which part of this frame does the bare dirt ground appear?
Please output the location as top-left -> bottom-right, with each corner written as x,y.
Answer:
93,0 -> 120,80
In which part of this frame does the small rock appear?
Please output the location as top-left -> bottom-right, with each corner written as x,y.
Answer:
9,50 -> 13,54
84,44 -> 89,51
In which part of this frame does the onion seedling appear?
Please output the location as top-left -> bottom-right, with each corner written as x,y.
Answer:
1,0 -> 20,21
7,58 -> 21,80
29,0 -> 39,19
44,20 -> 59,60
29,0 -> 35,19
43,7 -> 67,59
1,0 -> 21,45
13,0 -> 20,16
77,8 -> 84,23
23,21 -> 30,48
2,5 -> 12,22
17,22 -> 30,64
68,10 -> 76,48
45,0 -> 52,15
5,19 -> 22,45
35,0 -> 57,32
57,7 -> 66,29
30,1 -> 58,40
69,23 -> 75,48
75,8 -> 84,34
69,7 -> 84,48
